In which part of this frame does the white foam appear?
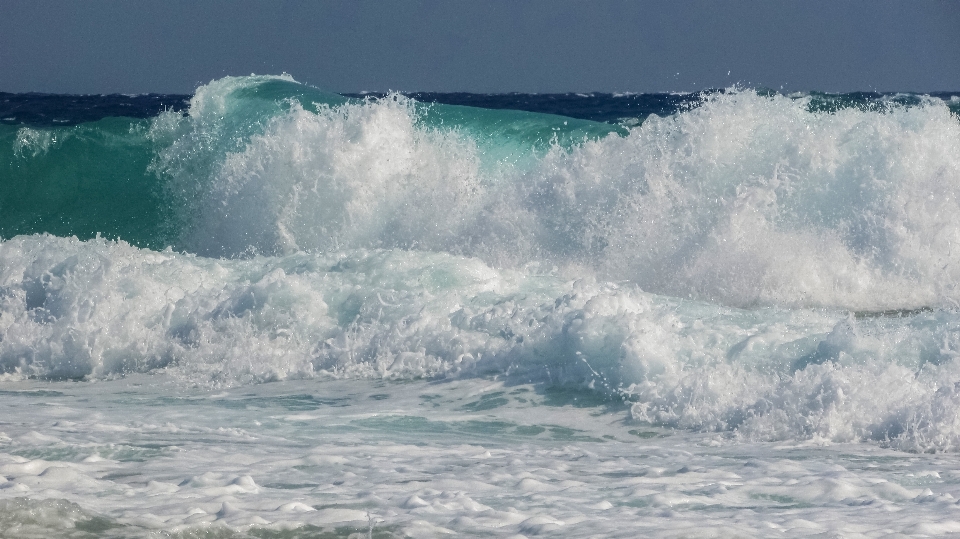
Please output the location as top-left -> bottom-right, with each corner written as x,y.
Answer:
149,83 -> 960,311
5,79 -> 960,455
5,235 -> 960,449
1,376 -> 960,537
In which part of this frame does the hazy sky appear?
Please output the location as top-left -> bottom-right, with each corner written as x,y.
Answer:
2,0 -> 958,94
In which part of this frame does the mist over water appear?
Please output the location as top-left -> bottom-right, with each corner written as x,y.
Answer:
3,75 -> 960,450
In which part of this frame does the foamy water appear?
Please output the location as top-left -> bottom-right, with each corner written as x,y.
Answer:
2,76 -> 960,537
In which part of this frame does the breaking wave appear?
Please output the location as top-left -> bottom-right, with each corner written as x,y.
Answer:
3,75 -> 960,449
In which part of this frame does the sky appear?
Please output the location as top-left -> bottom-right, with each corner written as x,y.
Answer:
1,0 -> 958,95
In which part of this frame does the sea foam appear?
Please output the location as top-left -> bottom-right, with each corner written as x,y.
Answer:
145,76 -> 960,311
3,76 -> 960,449
3,234 -> 960,449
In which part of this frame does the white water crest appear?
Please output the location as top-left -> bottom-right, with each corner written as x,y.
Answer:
149,78 -> 960,311
3,234 -> 960,450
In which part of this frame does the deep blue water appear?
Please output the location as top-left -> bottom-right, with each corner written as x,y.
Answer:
4,89 -> 958,127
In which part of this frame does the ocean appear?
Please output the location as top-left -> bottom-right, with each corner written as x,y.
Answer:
2,74 -> 960,538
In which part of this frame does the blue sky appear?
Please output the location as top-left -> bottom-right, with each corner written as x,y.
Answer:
1,0 -> 958,94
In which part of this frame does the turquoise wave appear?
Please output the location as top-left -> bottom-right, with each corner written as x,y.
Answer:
0,76 -> 619,251
4,77 -> 960,450
3,75 -> 960,310
0,117 -> 166,248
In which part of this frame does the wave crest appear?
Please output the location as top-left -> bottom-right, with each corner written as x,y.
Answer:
150,79 -> 960,311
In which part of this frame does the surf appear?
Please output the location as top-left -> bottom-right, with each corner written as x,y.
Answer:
3,75 -> 960,450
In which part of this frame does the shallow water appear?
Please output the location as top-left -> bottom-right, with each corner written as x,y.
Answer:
4,374 -> 960,538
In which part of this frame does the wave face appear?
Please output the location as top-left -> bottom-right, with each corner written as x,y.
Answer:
3,75 -> 960,449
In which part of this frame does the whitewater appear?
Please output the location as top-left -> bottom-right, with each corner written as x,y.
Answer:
2,75 -> 960,537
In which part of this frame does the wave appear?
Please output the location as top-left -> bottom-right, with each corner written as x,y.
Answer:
3,234 -> 960,451
160,76 -> 960,311
3,75 -> 960,449
5,76 -> 960,310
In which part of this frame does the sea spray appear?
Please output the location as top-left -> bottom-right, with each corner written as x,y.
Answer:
2,233 -> 960,449
7,79 -> 960,538
145,77 -> 960,310
2,76 -> 960,450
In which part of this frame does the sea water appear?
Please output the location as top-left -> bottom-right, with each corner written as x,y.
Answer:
2,75 -> 960,537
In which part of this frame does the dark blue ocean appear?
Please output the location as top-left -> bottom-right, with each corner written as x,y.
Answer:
4,87 -> 959,126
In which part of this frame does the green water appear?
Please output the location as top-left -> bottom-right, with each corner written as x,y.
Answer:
0,76 -> 618,253
0,119 -> 169,249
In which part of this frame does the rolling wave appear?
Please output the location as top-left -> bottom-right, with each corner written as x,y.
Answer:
3,75 -> 960,449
